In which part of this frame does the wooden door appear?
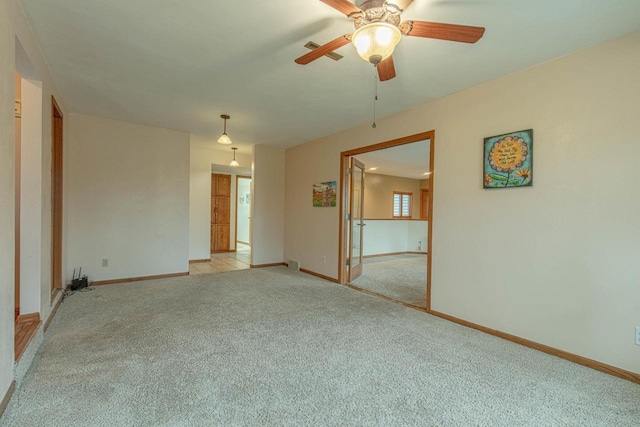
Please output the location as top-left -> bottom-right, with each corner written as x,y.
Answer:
211,173 -> 231,252
348,158 -> 365,282
51,97 -> 63,293
420,189 -> 430,220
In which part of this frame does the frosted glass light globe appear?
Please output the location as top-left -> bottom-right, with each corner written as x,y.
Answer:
352,23 -> 402,65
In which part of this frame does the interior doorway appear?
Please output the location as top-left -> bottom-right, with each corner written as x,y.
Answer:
235,175 -> 251,253
190,169 -> 252,276
339,131 -> 435,310
14,38 -> 45,361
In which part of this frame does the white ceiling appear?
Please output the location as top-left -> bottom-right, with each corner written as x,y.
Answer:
354,139 -> 430,179
18,0 -> 640,151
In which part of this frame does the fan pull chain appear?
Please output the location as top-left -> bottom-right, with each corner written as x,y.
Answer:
372,71 -> 378,129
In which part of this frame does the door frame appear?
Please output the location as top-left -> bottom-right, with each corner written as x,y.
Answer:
51,96 -> 63,297
338,130 -> 435,310
15,71 -> 22,317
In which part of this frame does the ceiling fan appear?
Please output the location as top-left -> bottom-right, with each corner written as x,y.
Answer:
295,0 -> 485,81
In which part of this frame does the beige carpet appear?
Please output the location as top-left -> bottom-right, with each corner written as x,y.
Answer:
1,267 -> 638,426
351,254 -> 427,307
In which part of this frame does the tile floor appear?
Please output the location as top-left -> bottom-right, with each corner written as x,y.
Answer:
189,242 -> 251,275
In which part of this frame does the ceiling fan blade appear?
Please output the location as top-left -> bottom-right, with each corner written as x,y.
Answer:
389,0 -> 414,11
377,56 -> 396,81
295,34 -> 352,65
320,0 -> 363,16
402,21 -> 485,43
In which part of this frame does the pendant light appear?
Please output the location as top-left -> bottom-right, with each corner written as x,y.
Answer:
218,114 -> 232,144
230,147 -> 239,167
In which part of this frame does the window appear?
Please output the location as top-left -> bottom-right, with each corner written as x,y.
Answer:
393,191 -> 412,218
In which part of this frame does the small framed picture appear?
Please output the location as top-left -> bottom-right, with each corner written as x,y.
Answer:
484,129 -> 533,189
313,181 -> 337,207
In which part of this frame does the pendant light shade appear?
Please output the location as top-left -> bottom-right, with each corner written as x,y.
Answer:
230,147 -> 239,167
218,114 -> 232,144
352,22 -> 402,65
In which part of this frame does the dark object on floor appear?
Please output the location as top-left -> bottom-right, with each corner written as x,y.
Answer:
70,277 -> 88,291
70,267 -> 88,291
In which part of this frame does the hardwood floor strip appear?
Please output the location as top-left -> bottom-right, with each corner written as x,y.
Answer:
15,313 -> 41,361
0,381 -> 16,419
428,309 -> 640,384
92,272 -> 188,286
299,268 -> 340,284
189,259 -> 210,264
17,312 -> 39,323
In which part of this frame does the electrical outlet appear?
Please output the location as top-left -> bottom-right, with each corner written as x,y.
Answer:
102,258 -> 109,268
322,256 -> 327,264
636,326 -> 640,346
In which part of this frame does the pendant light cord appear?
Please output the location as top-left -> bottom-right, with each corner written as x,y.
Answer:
372,70 -> 378,129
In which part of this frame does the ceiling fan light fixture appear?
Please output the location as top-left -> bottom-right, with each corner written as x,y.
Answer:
217,114 -> 232,144
352,22 -> 402,65
230,147 -> 239,167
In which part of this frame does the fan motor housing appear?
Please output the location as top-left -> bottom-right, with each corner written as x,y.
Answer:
352,1 -> 402,29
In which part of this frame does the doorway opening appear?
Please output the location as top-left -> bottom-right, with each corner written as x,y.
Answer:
189,166 -> 252,275
14,37 -> 45,361
236,175 -> 252,255
339,131 -> 435,310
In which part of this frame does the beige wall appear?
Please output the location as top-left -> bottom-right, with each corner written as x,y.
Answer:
251,144 -> 285,266
364,173 -> 421,219
67,114 -> 190,282
285,31 -> 640,374
19,77 -> 43,315
1,2 -> 16,398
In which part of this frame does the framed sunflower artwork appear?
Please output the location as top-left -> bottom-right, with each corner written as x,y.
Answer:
483,129 -> 533,189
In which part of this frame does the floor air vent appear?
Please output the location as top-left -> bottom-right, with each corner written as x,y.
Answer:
288,260 -> 300,271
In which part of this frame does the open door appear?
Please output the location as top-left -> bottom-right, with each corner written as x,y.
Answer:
348,157 -> 365,282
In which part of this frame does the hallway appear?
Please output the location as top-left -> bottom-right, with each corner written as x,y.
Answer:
189,243 -> 251,275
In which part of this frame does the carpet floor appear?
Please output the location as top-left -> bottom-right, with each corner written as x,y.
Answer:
351,254 -> 427,307
1,267 -> 638,426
